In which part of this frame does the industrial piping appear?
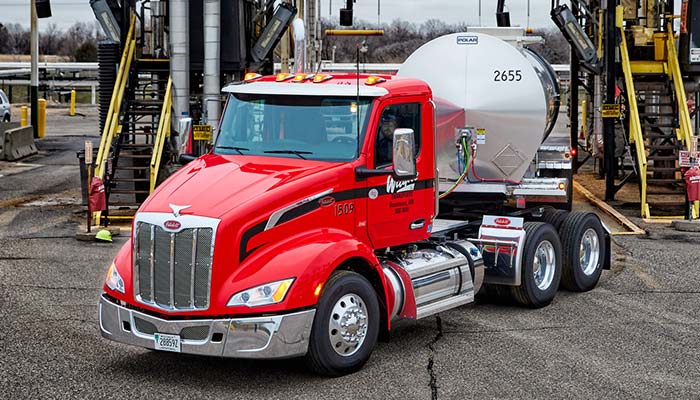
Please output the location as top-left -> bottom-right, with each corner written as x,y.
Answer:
169,0 -> 190,140
204,0 -> 221,134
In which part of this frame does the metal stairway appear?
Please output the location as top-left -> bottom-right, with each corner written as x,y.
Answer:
618,18 -> 698,219
636,79 -> 687,215
94,15 -> 172,222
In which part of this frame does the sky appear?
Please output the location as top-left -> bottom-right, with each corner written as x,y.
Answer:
2,0 -> 570,31
3,1 -> 683,32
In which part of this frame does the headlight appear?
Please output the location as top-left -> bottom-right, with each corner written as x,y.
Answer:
227,278 -> 294,307
105,262 -> 125,294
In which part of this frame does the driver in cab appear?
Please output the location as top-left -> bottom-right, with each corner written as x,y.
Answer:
376,112 -> 398,166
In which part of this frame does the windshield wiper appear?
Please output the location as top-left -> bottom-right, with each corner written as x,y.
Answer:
263,150 -> 313,160
215,146 -> 249,155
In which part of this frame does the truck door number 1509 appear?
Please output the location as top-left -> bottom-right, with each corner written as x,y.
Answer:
335,202 -> 354,216
493,69 -> 522,82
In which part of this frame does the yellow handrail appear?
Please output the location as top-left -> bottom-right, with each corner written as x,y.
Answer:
666,22 -> 693,148
150,76 -> 173,192
618,18 -> 649,217
95,14 -> 136,179
666,22 -> 699,218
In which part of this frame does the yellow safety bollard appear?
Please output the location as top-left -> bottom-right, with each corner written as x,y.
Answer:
70,89 -> 76,116
20,106 -> 28,127
38,99 -> 46,138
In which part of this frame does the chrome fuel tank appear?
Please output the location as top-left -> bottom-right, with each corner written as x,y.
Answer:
397,32 -> 560,183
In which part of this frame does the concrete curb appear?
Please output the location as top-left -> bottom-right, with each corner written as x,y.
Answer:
1,125 -> 37,160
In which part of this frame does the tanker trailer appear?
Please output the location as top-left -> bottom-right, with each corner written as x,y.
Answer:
397,29 -> 571,210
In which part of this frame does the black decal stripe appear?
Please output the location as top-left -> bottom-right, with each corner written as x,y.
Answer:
239,220 -> 267,263
332,188 -> 367,202
277,200 -> 321,225
238,179 -> 434,262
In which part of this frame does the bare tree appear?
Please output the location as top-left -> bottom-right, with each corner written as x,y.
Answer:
528,28 -> 570,64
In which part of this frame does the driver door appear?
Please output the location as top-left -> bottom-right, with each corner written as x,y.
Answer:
365,99 -> 435,249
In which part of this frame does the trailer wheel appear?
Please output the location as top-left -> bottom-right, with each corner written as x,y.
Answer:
511,222 -> 562,308
540,208 -> 569,231
305,271 -> 380,376
559,212 -> 605,292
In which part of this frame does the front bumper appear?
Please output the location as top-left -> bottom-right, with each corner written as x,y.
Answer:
98,294 -> 315,359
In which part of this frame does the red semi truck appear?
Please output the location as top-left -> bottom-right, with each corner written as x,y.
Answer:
99,32 -> 611,376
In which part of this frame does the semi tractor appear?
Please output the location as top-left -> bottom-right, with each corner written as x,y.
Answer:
99,31 -> 611,376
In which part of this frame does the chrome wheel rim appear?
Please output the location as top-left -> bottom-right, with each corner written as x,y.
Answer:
533,240 -> 556,290
328,293 -> 368,357
580,228 -> 600,276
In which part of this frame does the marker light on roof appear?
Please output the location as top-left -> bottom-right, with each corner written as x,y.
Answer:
292,73 -> 314,82
312,74 -> 333,83
365,76 -> 386,85
276,73 -> 293,82
243,72 -> 262,81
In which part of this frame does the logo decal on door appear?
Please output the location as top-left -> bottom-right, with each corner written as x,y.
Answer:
386,176 -> 416,194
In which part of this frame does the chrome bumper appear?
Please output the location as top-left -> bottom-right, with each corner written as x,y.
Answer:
98,294 -> 315,359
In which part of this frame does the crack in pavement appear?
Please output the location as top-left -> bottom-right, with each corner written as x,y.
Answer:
427,315 -> 444,400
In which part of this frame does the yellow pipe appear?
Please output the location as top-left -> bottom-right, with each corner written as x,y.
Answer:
20,106 -> 28,127
37,98 -> 46,138
69,89 -> 76,116
325,29 -> 384,36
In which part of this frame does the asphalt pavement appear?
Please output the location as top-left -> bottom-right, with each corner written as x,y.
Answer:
2,110 -> 700,399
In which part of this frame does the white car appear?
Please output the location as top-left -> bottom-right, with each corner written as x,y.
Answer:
0,90 -> 10,122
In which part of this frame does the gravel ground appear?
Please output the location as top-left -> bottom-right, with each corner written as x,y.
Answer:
2,115 -> 700,399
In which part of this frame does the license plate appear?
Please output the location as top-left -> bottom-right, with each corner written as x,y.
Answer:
154,333 -> 181,353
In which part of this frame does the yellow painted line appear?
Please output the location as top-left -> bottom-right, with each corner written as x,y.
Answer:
573,181 -> 646,235
642,218 -> 676,224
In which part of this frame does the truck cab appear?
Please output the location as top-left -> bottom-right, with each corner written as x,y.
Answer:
100,70 -> 609,376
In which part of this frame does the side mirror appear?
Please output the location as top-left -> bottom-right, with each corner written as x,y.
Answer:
179,154 -> 197,165
392,128 -> 416,180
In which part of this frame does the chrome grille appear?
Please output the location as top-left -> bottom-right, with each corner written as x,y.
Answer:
134,222 -> 213,310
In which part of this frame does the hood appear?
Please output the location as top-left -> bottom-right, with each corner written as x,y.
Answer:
140,154 -> 345,218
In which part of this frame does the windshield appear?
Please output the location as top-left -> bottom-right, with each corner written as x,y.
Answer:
215,93 -> 373,161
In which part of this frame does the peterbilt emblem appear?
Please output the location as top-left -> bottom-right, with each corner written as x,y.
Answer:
319,196 -> 335,207
164,220 -> 182,230
495,217 -> 511,226
169,203 -> 191,217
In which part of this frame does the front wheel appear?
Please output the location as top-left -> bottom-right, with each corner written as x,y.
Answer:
511,222 -> 562,308
305,271 -> 380,376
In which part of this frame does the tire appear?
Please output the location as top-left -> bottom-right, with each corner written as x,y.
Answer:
511,222 -> 562,308
559,212 -> 606,292
305,271 -> 380,376
2,115 -> 9,123
540,208 -> 569,231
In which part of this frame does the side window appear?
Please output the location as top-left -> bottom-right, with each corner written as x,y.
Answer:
374,103 -> 421,167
